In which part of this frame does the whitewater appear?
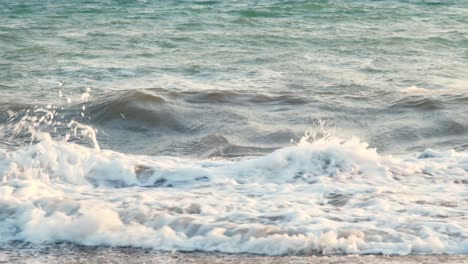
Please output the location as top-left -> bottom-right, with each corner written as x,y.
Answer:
0,102 -> 467,256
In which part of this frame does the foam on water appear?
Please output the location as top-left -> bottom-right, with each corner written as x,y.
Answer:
0,114 -> 467,255
2,0 -> 468,257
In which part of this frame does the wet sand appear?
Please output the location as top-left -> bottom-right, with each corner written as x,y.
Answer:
1,246 -> 467,264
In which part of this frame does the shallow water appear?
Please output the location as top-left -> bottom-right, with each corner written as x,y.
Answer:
2,244 -> 468,264
1,0 -> 468,257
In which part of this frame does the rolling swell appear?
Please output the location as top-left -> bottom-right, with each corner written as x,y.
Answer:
86,88 -> 310,127
4,87 -> 468,156
76,89 -> 309,157
388,96 -> 444,111
86,90 -> 186,132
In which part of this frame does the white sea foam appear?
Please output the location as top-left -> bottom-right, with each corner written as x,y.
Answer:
400,86 -> 429,94
0,129 -> 467,255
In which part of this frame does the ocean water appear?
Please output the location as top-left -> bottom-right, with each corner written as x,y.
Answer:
1,0 -> 468,256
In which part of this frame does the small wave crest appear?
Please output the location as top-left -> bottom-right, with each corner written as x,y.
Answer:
1,123 -> 468,255
86,90 -> 187,132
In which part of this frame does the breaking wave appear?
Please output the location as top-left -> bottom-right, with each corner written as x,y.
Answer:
1,124 -> 468,255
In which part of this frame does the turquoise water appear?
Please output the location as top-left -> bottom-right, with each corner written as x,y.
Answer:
1,0 -> 468,256
2,0 -> 467,97
1,0 -> 468,153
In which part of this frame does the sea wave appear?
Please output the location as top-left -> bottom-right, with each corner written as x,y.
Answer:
0,130 -> 467,255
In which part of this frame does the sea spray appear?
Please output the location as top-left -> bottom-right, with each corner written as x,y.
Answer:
0,107 -> 468,254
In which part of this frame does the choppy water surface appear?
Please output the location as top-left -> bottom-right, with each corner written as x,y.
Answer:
1,0 -> 468,256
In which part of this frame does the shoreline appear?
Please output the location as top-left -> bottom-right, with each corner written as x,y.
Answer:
1,246 -> 467,264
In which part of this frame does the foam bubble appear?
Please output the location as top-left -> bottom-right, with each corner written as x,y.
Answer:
0,102 -> 467,255
0,132 -> 467,255
400,86 -> 429,94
